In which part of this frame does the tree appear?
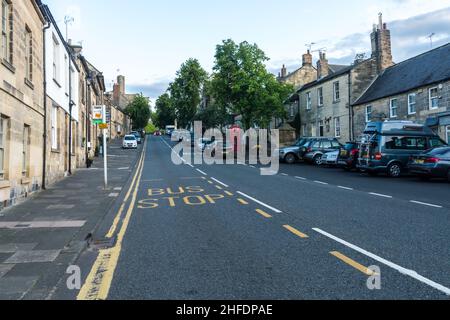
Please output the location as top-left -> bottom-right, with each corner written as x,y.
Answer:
124,94 -> 151,130
210,39 -> 293,130
169,58 -> 208,129
154,93 -> 176,129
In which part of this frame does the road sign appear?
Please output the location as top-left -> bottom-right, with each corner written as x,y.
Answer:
99,123 -> 108,130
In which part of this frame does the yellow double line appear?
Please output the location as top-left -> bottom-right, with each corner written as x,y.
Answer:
77,143 -> 146,300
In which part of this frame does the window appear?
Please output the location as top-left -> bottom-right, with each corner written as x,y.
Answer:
384,136 -> 427,151
302,124 -> 307,137
51,105 -> 58,150
334,117 -> 341,138
311,123 -> 315,136
289,104 -> 295,117
366,106 -> 372,123
319,120 -> 324,137
52,34 -> 60,83
1,0 -> 12,64
64,55 -> 68,93
0,116 -> 7,180
333,82 -> 340,101
22,125 -> 30,177
390,99 -> 398,118
306,92 -> 312,110
429,137 -> 446,149
429,87 -> 439,109
322,141 -> 332,149
408,93 -> 416,115
318,87 -> 324,107
25,26 -> 33,82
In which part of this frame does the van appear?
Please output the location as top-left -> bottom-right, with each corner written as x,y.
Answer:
357,121 -> 447,177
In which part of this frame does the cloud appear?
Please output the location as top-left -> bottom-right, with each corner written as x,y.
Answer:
126,78 -> 172,102
270,6 -> 450,73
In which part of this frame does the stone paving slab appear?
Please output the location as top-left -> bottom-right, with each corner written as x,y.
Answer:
0,243 -> 38,253
0,264 -> 14,278
5,250 -> 61,264
0,276 -> 39,299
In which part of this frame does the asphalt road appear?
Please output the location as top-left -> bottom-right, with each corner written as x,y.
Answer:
96,136 -> 450,299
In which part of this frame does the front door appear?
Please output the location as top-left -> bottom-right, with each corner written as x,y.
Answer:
447,126 -> 450,144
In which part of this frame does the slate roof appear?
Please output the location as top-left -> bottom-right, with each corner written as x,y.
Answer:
355,42 -> 450,105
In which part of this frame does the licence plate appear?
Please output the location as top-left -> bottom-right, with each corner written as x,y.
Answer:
340,150 -> 348,156
415,159 -> 424,164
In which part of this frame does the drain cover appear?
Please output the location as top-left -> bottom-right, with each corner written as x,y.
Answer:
88,237 -> 117,250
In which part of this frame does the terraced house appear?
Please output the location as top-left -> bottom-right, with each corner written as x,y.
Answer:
295,14 -> 393,143
353,43 -> 450,143
0,0 -> 45,209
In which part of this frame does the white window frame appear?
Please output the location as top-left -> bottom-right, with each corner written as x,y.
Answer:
390,99 -> 398,118
0,116 -> 7,180
302,124 -> 307,137
306,92 -> 312,110
365,105 -> 372,123
429,87 -> 439,110
22,125 -> 30,177
51,105 -> 58,150
52,34 -> 60,83
333,81 -> 340,101
318,87 -> 324,107
334,117 -> 341,138
446,126 -> 450,144
1,0 -> 11,63
408,93 -> 416,115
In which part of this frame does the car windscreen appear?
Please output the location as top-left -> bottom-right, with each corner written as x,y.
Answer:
125,136 -> 136,141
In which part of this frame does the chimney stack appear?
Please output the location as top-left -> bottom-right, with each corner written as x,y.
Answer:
117,75 -> 125,95
317,51 -> 329,79
371,13 -> 393,73
302,50 -> 313,66
280,65 -> 287,78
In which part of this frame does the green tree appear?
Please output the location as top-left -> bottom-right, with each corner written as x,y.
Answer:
211,39 -> 293,130
154,93 -> 176,129
169,58 -> 208,129
124,94 -> 151,130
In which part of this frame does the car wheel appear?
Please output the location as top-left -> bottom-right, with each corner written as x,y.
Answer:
285,153 -> 296,165
387,163 -> 402,178
313,155 -> 323,166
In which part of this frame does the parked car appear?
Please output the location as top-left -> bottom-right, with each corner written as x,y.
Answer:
279,137 -> 316,164
130,131 -> 142,144
408,147 -> 450,181
206,140 -> 234,159
357,121 -> 447,178
304,138 -> 342,166
122,135 -> 138,149
154,131 -> 161,136
321,150 -> 340,166
337,142 -> 360,171
197,138 -> 215,152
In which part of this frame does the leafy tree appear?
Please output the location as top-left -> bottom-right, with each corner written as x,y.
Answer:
124,94 -> 151,130
154,93 -> 176,129
169,58 -> 208,129
211,39 -> 293,130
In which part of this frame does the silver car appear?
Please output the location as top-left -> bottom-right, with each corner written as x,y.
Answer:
321,150 -> 339,166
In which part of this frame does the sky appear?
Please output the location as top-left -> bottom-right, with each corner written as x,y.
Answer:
44,0 -> 450,104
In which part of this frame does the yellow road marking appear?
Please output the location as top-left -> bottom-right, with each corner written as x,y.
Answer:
237,198 -> 249,205
106,147 -> 145,239
215,185 -> 223,190
330,251 -> 377,276
208,181 -> 214,184
78,143 -> 146,300
283,225 -> 309,239
255,209 -> 272,218
224,191 -> 233,196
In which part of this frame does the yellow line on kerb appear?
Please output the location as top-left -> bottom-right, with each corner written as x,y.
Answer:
78,143 -> 146,300
237,198 -> 249,205
283,225 -> 309,239
224,191 -> 233,196
330,251 -> 377,276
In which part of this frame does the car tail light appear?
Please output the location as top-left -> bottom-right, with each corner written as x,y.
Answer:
350,149 -> 359,156
307,147 -> 312,153
425,157 -> 440,164
374,152 -> 383,161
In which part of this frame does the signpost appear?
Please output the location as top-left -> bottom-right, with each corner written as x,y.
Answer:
93,105 -> 108,189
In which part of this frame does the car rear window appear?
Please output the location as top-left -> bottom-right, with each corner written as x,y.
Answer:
125,136 -> 136,141
427,148 -> 450,156
384,136 -> 427,150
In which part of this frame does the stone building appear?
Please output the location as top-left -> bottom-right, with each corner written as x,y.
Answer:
295,14 -> 392,143
353,42 -> 450,143
0,0 -> 45,209
277,50 -> 317,90
40,4 -> 80,186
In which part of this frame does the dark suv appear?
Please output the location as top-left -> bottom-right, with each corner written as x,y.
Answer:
303,138 -> 342,166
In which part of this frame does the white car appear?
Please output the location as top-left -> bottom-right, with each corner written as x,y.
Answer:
322,150 -> 339,166
123,135 -> 138,149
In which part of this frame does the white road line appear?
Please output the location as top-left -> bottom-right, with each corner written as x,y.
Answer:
312,228 -> 450,296
369,192 -> 393,199
196,169 -> 208,176
338,186 -> 354,191
295,176 -> 307,180
236,191 -> 282,214
410,200 -> 443,209
211,177 -> 229,188
314,181 -> 329,185
249,165 -> 256,169
187,163 -> 194,168
281,173 -> 289,176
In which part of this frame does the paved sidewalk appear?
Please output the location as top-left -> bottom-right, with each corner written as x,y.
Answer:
0,139 -> 142,300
